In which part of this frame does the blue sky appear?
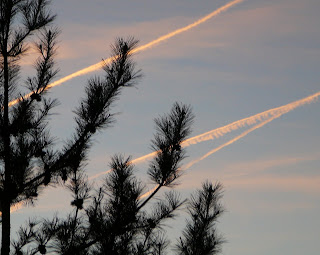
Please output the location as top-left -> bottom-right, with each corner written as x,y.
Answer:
10,0 -> 320,254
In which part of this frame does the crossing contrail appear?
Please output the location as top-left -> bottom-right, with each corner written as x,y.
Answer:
182,90 -> 320,147
9,0 -> 243,107
183,113 -> 283,170
90,89 -> 320,180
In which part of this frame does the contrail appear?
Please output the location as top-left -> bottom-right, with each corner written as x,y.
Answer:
90,89 -> 320,180
0,202 -> 23,216
130,0 -> 244,54
182,90 -> 320,147
8,60 -> 110,107
9,0 -> 243,107
139,186 -> 158,200
88,154 -> 157,180
183,113 -> 283,170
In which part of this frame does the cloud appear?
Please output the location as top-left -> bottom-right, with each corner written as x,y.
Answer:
222,153 -> 320,178
224,175 -> 320,193
178,151 -> 320,194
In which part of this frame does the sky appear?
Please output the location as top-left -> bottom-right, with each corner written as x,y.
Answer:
7,0 -> 320,254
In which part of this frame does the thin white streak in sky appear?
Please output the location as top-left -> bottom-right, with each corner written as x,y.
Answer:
9,0 -> 244,106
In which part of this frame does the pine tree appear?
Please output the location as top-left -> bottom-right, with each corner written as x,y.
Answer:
1,1 -> 225,254
0,1 -> 140,254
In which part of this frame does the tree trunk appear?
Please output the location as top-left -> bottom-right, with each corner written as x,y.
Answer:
1,199 -> 11,255
1,46 -> 11,255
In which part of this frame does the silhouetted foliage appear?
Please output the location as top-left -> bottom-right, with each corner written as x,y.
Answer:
1,1 -> 225,255
9,103 -> 224,255
176,182 -> 224,255
0,1 -> 140,253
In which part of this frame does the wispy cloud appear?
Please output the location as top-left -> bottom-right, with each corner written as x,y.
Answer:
224,175 -> 320,193
223,154 -> 320,178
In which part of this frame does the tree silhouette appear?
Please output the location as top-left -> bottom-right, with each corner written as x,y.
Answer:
0,1 -> 140,254
10,103 -> 224,255
1,1 -> 224,254
176,182 -> 224,255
